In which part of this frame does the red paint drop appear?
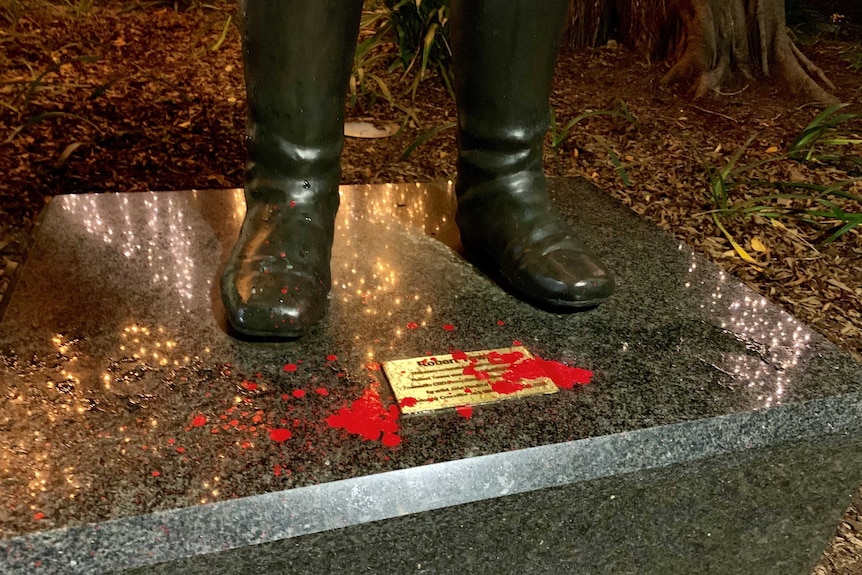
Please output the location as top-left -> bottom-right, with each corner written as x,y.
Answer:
229,419 -> 239,427
326,354 -> 338,362
399,397 -> 418,408
456,405 -> 474,419
190,415 -> 207,427
464,387 -> 472,393
512,340 -> 522,346
151,470 -> 161,477
240,441 -> 252,449
241,380 -> 258,391
496,320 -> 505,326
325,385 -> 401,446
381,433 -> 402,447
211,427 -> 219,434
273,464 -> 283,477
283,363 -> 298,373
281,394 -> 290,401
175,446 -> 185,453
167,438 -> 176,445
406,322 -> 419,330
443,323 -> 455,331
252,414 -> 263,423
268,428 -> 292,442
315,387 -> 329,396
366,362 -> 381,371
280,288 -> 288,295
292,389 -> 306,398
289,201 -> 296,208
33,512 -> 45,520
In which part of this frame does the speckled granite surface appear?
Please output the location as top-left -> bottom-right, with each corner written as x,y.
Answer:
1,180 -> 860,574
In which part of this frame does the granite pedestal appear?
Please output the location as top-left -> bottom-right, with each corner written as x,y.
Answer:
1,179 -> 860,574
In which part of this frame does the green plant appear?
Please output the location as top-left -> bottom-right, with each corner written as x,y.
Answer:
385,0 -> 452,99
702,125 -> 861,266
788,103 -> 862,168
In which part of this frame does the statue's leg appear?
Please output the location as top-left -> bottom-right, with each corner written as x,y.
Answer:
449,0 -> 614,308
222,0 -> 363,337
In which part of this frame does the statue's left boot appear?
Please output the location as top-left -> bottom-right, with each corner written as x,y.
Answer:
449,0 -> 614,308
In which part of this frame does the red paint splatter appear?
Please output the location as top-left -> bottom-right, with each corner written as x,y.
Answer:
240,441 -> 252,449
33,512 -> 45,520
252,414 -> 263,423
281,394 -> 290,401
512,340 -> 522,346
190,415 -> 207,427
488,351 -> 524,365
315,387 -> 329,396
175,446 -> 185,454
464,388 -> 472,393
451,350 -> 468,361
283,363 -> 298,373
406,322 -> 419,329
289,201 -> 296,208
211,427 -> 219,434
463,363 -> 490,380
292,389 -> 306,398
229,419 -> 239,427
325,385 -> 401,447
268,428 -> 292,442
490,380 -> 527,394
443,323 -> 455,331
366,362 -> 381,371
512,358 -> 593,389
456,405 -> 474,419
151,470 -> 161,477
167,438 -> 176,445
280,287 -> 288,295
273,464 -> 283,477
399,397 -> 418,408
496,320 -> 505,326
326,354 -> 338,362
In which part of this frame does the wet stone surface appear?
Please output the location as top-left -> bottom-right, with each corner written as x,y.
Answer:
0,180 -> 861,573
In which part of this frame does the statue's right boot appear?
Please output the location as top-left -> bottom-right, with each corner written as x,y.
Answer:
221,0 -> 363,337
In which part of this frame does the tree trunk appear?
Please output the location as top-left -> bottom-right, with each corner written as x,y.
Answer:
565,0 -> 838,103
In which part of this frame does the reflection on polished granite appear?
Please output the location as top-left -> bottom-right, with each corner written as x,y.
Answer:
0,180 -> 860,574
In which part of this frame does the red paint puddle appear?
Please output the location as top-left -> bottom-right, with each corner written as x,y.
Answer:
443,323 -> 455,331
291,389 -> 306,398
190,415 -> 207,427
33,512 -> 45,520
283,363 -> 298,373
151,470 -> 161,477
268,428 -> 292,442
455,405 -> 473,419
406,322 -> 419,329
399,397 -> 418,408
325,385 -> 402,447
315,387 -> 329,396
326,354 -> 338,362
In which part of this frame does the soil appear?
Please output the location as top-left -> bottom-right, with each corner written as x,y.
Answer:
0,2 -> 860,572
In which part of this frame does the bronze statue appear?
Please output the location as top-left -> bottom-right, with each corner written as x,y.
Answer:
221,0 -> 614,337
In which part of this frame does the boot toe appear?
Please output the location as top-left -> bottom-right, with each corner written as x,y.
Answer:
222,270 -> 328,338
513,248 -> 614,308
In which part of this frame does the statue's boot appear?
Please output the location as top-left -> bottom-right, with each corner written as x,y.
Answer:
450,0 -> 614,308
222,0 -> 363,337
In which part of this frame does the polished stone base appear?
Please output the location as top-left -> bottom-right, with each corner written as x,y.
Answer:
1,180 -> 860,574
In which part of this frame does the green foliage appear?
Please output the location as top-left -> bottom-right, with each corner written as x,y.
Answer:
384,0 -> 452,99
704,108 -> 862,262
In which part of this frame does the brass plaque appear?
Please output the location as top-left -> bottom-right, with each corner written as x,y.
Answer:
383,346 -> 559,414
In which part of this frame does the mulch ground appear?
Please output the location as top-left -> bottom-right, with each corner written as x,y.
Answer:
1,2 -> 860,572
